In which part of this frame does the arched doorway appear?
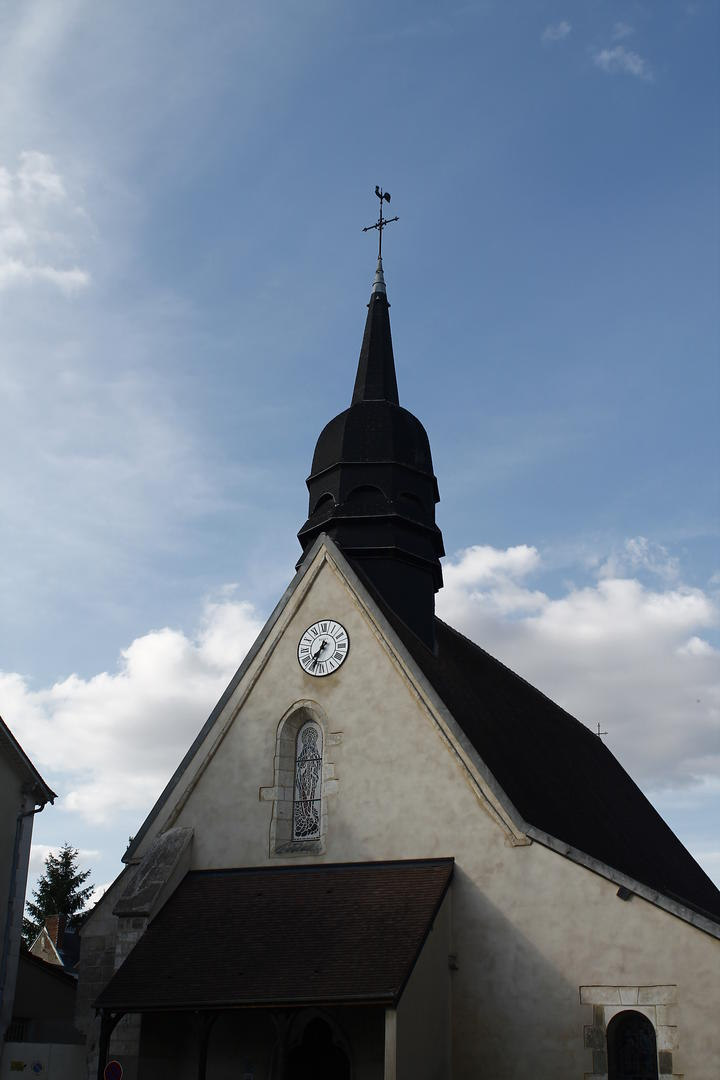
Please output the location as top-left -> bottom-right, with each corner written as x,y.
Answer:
286,1018 -> 350,1080
607,1010 -> 659,1080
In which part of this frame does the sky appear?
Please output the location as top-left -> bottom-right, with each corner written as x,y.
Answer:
0,0 -> 718,905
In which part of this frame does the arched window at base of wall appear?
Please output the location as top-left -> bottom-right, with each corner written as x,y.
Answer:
579,985 -> 678,1080
607,1010 -> 659,1080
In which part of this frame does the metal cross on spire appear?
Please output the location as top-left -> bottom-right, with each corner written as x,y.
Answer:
362,186 -> 399,259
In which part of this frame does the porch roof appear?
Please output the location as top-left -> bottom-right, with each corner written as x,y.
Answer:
96,858 -> 453,1012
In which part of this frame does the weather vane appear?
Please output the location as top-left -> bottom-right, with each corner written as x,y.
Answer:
362,186 -> 399,259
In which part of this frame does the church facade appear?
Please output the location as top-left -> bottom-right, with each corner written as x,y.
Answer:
77,251 -> 720,1080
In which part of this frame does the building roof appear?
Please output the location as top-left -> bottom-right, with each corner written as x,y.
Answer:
351,260 -> 399,405
19,947 -> 79,989
384,605 -> 720,924
0,713 -> 56,805
96,859 -> 453,1012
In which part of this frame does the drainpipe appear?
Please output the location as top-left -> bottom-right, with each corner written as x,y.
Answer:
0,799 -> 47,1037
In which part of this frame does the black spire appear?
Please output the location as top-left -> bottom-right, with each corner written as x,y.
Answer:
297,259 -> 444,648
351,258 -> 399,405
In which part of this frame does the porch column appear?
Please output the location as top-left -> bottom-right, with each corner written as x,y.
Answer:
197,1011 -> 219,1080
269,1009 -> 292,1080
384,1007 -> 397,1080
96,1010 -> 125,1080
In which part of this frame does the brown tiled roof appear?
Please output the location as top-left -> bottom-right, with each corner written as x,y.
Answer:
96,859 -> 453,1012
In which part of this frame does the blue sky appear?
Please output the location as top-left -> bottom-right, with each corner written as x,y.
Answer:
1,0 -> 718,901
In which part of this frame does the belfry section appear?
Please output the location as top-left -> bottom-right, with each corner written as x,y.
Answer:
297,258 -> 445,649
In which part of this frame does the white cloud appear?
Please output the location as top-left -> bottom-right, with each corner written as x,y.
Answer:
8,539 -> 716,832
88,882 -> 112,907
612,22 -> 635,40
437,541 -> 720,792
597,536 -> 679,582
0,151 -> 90,293
4,540 -> 720,889
594,44 -> 652,80
28,843 -> 98,879
3,595 -> 263,825
441,544 -> 547,618
542,20 -> 571,43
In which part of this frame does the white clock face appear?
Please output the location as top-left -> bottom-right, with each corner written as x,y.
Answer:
297,619 -> 349,677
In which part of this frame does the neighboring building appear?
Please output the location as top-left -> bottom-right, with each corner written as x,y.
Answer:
0,713 -> 55,1044
77,255 -> 720,1079
29,915 -> 81,974
1,948 -> 85,1079
7,948 -> 83,1045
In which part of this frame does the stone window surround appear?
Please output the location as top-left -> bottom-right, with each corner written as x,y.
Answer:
260,699 -> 341,857
580,985 -> 681,1080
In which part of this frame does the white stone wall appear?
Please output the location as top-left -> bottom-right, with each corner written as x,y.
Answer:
120,552 -> 720,1079
0,1042 -> 86,1078
76,871 -> 129,1080
0,755 -> 36,1042
397,892 -> 452,1080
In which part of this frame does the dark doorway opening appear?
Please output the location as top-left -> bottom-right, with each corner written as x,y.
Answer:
286,1018 -> 350,1080
607,1010 -> 659,1080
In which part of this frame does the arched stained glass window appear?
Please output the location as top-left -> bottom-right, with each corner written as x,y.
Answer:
292,720 -> 323,840
607,1011 -> 659,1080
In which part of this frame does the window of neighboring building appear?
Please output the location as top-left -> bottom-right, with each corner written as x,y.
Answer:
607,1010 -> 659,1080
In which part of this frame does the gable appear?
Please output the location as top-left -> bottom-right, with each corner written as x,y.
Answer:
123,537 -> 523,872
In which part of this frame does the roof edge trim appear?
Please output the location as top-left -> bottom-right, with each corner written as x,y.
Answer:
123,534 -> 331,863
526,825 -> 720,939
320,541 -> 530,844
0,714 -> 56,804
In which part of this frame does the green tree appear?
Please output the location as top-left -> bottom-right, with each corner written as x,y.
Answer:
22,843 -> 94,946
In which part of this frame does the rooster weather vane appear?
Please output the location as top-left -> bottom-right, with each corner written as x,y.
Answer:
362,186 -> 399,259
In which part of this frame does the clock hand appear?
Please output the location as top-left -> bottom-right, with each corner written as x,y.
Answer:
311,638 -> 330,667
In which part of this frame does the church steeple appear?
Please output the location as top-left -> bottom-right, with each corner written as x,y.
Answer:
351,257 -> 399,405
297,247 -> 444,649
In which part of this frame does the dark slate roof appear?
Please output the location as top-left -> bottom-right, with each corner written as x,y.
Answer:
352,288 -> 399,404
385,608 -> 720,923
96,859 -> 453,1012
19,947 -> 79,988
310,401 -> 435,476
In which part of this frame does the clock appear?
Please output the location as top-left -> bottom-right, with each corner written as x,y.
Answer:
297,619 -> 350,677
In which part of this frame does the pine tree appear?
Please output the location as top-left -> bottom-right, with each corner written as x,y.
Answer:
23,843 -> 94,946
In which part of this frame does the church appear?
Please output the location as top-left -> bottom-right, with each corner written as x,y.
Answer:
76,201 -> 720,1079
